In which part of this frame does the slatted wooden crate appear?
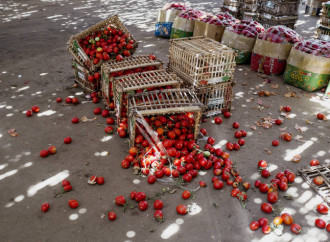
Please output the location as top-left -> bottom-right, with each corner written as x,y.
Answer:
113,70 -> 181,124
168,36 -> 236,87
261,1 -> 300,16
259,14 -> 298,29
101,55 -> 163,110
72,60 -> 100,93
299,164 -> 330,205
316,24 -> 330,41
196,81 -> 234,117
128,89 -> 203,146
68,15 -> 138,72
320,15 -> 330,27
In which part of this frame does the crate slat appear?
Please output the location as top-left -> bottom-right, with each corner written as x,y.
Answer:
299,164 -> 330,205
113,70 -> 181,124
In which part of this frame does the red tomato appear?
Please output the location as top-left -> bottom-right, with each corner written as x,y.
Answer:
182,173 -> 192,183
154,210 -> 163,219
258,218 -> 268,227
262,225 -> 271,234
148,175 -> 156,184
291,223 -> 301,234
108,211 -> 116,221
176,204 -> 188,215
135,192 -> 146,202
315,219 -> 326,229
267,192 -> 278,204
115,195 -> 126,206
258,160 -> 267,168
255,180 -> 262,188
213,180 -> 224,190
317,204 -> 329,214
310,159 -> 320,166
261,203 -> 273,213
261,169 -> 270,178
182,190 -> 191,199
231,188 -> 240,197
313,176 -> 324,185
259,183 -> 270,193
286,172 -> 295,183
250,221 -> 259,231
62,180 -> 70,187
199,181 -> 206,187
281,213 -> 293,225
154,200 -> 163,210
130,191 -> 137,200
139,201 -> 148,211
68,199 -> 79,209
41,203 -> 50,213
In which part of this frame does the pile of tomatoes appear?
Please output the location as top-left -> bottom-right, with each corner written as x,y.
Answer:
116,85 -> 174,138
78,25 -> 136,66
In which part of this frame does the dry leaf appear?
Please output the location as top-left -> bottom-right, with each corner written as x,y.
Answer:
8,129 -> 19,137
62,103 -> 70,106
81,116 -> 97,122
264,149 -> 271,155
271,84 -> 279,89
295,135 -> 303,141
291,154 -> 301,163
305,120 -> 314,124
241,82 -> 247,86
246,98 -> 253,103
251,126 -> 257,130
244,73 -> 247,76
279,127 -> 287,132
100,214 -> 105,219
295,124 -> 303,133
271,92 -> 277,96
258,131 -> 262,135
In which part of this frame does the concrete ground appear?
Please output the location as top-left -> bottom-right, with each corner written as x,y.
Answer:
0,0 -> 329,241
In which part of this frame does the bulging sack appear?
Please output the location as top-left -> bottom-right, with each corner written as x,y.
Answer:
284,39 -> 330,92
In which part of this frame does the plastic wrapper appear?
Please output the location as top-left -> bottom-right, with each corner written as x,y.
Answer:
155,3 -> 187,37
284,39 -> 330,92
221,20 -> 264,64
251,26 -> 303,75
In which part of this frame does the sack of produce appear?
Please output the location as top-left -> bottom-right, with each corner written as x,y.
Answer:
155,2 -> 186,38
193,12 -> 236,41
170,9 -> 206,39
251,26 -> 302,75
221,20 -> 264,64
284,39 -> 330,92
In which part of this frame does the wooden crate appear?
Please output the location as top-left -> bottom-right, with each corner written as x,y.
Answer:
168,36 -> 236,87
72,60 -> 100,93
113,70 -> 181,124
299,164 -> 330,205
68,15 -> 138,72
261,1 -> 300,16
128,89 -> 203,146
259,14 -> 298,29
196,81 -> 234,117
320,15 -> 330,27
316,24 -> 330,41
101,55 -> 163,109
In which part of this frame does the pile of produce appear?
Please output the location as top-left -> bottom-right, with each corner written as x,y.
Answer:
257,26 -> 302,44
251,26 -> 303,75
293,39 -> 330,57
78,27 -> 136,65
221,20 -> 264,64
215,12 -> 237,26
284,39 -> 330,92
178,9 -> 206,20
161,2 -> 186,10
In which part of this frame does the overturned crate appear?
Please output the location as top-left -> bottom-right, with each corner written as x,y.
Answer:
128,89 -> 203,147
196,81 -> 234,117
72,60 -> 100,93
299,164 -> 330,205
168,36 -> 236,87
68,15 -> 138,72
101,55 -> 163,110
113,70 -> 181,124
